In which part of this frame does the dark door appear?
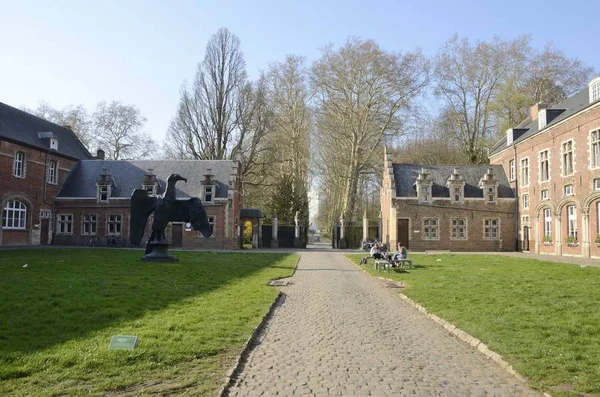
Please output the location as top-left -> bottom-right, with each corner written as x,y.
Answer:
397,219 -> 409,249
40,219 -> 49,245
172,224 -> 183,248
523,226 -> 530,251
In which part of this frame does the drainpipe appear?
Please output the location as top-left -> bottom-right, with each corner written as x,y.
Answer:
42,150 -> 55,244
513,144 -> 519,252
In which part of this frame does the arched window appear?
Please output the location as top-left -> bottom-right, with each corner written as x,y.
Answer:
2,199 -> 27,229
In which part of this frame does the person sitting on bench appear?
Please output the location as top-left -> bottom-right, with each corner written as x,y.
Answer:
370,243 -> 384,260
391,242 -> 408,263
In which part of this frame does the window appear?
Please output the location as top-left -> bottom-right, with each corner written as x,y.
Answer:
486,186 -> 495,203
598,202 -> 600,234
544,208 -> 552,238
201,215 -> 215,237
509,159 -> 515,181
540,150 -> 550,182
591,79 -> 600,103
452,187 -> 462,203
143,184 -> 156,195
82,215 -> 97,235
522,215 -> 530,226
564,184 -> 574,196
423,218 -> 438,239
522,193 -> 529,209
419,185 -> 430,203
542,189 -> 549,200
98,186 -> 109,202
484,218 -> 499,240
56,214 -> 73,234
451,218 -> 466,240
562,140 -> 574,175
13,152 -> 25,178
47,160 -> 58,184
595,178 -> 600,191
567,205 -> 578,239
107,215 -> 122,235
520,158 -> 529,187
40,209 -> 51,219
592,129 -> 600,168
2,199 -> 27,229
50,138 -> 58,150
204,186 -> 214,203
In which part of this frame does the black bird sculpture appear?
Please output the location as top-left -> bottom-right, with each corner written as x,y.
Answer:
129,173 -> 212,255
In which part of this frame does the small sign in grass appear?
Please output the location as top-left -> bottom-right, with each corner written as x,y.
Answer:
109,335 -> 138,350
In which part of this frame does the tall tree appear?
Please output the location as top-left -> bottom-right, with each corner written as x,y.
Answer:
93,101 -> 156,160
434,35 -> 516,164
312,37 -> 429,223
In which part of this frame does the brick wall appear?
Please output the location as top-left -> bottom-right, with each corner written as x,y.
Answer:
0,139 -> 77,245
490,102 -> 600,257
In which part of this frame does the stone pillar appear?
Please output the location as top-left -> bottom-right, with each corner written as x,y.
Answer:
555,215 -> 562,256
258,217 -> 263,248
271,213 -> 279,248
224,201 -> 231,239
293,211 -> 302,248
338,214 -> 346,249
362,211 -> 368,244
582,209 -> 590,258
533,215 -> 540,254
252,222 -> 258,248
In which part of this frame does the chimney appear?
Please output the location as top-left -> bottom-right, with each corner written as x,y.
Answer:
530,103 -> 547,121
96,149 -> 105,160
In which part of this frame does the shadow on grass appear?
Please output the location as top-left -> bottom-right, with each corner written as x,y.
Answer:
0,249 -> 291,356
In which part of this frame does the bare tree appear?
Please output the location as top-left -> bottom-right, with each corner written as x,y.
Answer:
22,102 -> 95,149
312,37 -> 429,222
94,101 -> 155,160
166,28 -> 248,160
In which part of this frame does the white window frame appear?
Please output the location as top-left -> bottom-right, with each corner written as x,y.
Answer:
486,186 -> 496,203
423,218 -> 438,240
50,138 -> 58,150
13,151 -> 25,178
522,215 -> 530,226
204,185 -> 215,204
591,78 -> 600,103
594,178 -> 600,191
47,160 -> 58,185
484,218 -> 500,240
40,209 -> 52,219
520,158 -> 529,187
562,140 -> 574,176
522,193 -> 529,210
201,215 -> 216,237
540,149 -> 550,182
107,215 -> 122,236
597,202 -> 600,234
56,214 -> 73,235
98,186 -> 109,202
542,189 -> 549,200
419,185 -> 430,203
567,205 -> 577,239
143,184 -> 156,195
2,199 -> 27,229
451,218 -> 467,240
82,214 -> 98,235
452,186 -> 462,203
564,184 -> 574,196
544,208 -> 552,238
509,159 -> 515,181
591,129 -> 600,168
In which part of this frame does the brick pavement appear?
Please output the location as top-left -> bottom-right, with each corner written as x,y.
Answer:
225,251 -> 541,397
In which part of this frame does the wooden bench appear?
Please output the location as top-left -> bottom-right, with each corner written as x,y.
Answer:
393,258 -> 413,270
374,259 -> 393,272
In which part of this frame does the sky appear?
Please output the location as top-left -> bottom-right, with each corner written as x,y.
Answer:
1,0 -> 599,147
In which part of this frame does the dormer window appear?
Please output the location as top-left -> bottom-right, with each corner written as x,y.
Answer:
590,77 -> 600,103
50,138 -> 58,150
143,184 -> 156,195
453,187 -> 462,203
204,185 -> 214,204
506,129 -> 513,145
415,168 -> 433,203
98,186 -> 109,202
419,185 -> 430,202
486,186 -> 496,203
538,109 -> 547,130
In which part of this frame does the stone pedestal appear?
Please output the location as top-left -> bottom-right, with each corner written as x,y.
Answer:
293,237 -> 303,248
271,238 -> 279,248
339,239 -> 347,249
141,241 -> 178,262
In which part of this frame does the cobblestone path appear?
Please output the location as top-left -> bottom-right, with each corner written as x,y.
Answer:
226,252 -> 540,396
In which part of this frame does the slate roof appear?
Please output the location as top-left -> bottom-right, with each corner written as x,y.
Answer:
57,160 -> 238,199
490,87 -> 593,156
392,164 -> 514,199
0,101 -> 92,160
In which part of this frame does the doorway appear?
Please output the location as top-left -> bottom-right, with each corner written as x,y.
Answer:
40,219 -> 49,245
523,226 -> 530,251
397,219 -> 409,249
172,223 -> 183,247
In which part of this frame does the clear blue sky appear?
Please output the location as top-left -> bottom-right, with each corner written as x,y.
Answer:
1,0 -> 598,145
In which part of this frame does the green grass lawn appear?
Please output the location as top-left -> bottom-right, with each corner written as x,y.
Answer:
0,249 -> 297,396
348,253 -> 600,397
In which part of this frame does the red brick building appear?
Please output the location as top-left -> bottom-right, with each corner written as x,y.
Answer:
54,160 -> 244,249
0,102 -> 93,246
380,151 -> 516,252
489,77 -> 600,258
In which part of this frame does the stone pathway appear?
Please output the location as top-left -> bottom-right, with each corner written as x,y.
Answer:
226,252 -> 541,396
